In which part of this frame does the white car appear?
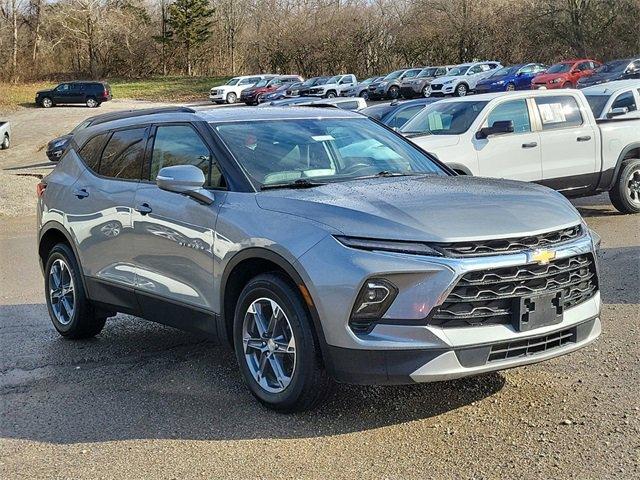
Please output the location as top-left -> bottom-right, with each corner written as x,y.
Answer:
427,61 -> 502,97
307,74 -> 357,98
209,75 -> 270,104
581,80 -> 640,120
400,89 -> 640,213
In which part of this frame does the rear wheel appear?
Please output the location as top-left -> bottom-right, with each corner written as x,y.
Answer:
422,85 -> 431,97
233,273 -> 333,412
359,90 -> 369,100
44,244 -> 106,338
1,134 -> 9,150
226,92 -> 237,104
609,158 -> 640,214
506,83 -> 516,91
562,82 -> 572,89
388,86 -> 400,99
86,97 -> 99,108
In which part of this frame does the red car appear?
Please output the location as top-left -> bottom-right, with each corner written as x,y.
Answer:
531,59 -> 601,89
240,75 -> 303,105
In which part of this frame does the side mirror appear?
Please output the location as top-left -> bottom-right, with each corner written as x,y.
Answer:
476,120 -> 514,139
156,165 -> 214,204
607,107 -> 629,118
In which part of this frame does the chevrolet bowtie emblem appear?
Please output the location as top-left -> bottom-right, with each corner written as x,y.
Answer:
529,249 -> 556,265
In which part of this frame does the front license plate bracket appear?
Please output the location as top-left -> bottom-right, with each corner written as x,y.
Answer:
514,291 -> 564,332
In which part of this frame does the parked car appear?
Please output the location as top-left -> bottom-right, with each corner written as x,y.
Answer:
307,74 -> 357,98
577,58 -> 640,88
400,66 -> 452,98
361,98 -> 441,129
35,81 -> 112,108
340,76 -> 383,99
401,89 -> 640,213
582,80 -> 640,120
292,76 -> 331,97
427,61 -> 502,97
45,106 -> 195,162
209,75 -> 271,104
240,75 -> 303,105
368,69 -> 424,100
37,106 -> 602,412
0,121 -> 10,149
264,83 -> 299,102
474,63 -> 547,93
531,59 -> 601,89
260,96 -> 367,111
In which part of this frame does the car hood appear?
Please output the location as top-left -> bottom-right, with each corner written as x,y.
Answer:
430,75 -> 460,86
580,72 -> 617,85
477,74 -> 511,85
256,176 -> 580,242
533,73 -> 568,83
36,89 -> 54,95
402,77 -> 431,85
402,134 -> 460,149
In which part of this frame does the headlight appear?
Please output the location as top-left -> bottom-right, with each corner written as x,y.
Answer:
351,278 -> 398,321
496,80 -> 504,85
444,79 -> 454,85
52,139 -> 67,148
379,82 -> 388,87
335,236 -> 443,256
550,78 -> 562,84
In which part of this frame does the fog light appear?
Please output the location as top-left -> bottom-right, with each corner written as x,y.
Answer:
351,279 -> 398,320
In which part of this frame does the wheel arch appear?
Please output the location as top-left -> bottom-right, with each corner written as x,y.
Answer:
219,247 -> 330,360
39,221 -> 88,290
600,142 -> 640,191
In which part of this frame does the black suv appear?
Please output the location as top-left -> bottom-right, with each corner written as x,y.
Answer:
36,81 -> 112,108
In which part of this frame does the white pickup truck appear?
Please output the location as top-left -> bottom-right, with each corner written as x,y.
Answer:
401,89 -> 640,213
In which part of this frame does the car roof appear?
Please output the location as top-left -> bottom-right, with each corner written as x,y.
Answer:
581,79 -> 640,95
433,89 -> 583,104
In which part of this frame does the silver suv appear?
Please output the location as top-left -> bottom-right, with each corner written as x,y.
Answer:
37,106 -> 602,411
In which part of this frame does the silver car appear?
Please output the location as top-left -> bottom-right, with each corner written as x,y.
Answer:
37,107 -> 601,411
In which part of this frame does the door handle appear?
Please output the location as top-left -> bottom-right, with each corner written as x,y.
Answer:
577,135 -> 591,142
135,203 -> 152,215
522,142 -> 538,148
73,188 -> 89,199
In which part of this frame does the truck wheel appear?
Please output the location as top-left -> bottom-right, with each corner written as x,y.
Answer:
233,273 -> 333,412
609,158 -> 640,214
325,90 -> 337,98
226,92 -> 237,104
1,134 -> 9,149
44,243 -> 107,339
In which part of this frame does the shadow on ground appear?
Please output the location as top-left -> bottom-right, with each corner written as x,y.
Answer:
0,303 -> 504,445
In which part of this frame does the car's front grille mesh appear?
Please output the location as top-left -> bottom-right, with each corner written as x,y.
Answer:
487,327 -> 576,362
436,225 -> 583,257
431,254 -> 598,328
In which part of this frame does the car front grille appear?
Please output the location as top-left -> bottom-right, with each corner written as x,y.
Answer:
435,225 -> 583,257
430,84 -> 442,91
487,327 -> 576,362
430,253 -> 598,328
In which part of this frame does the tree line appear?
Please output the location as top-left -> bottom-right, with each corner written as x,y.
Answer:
0,0 -> 639,82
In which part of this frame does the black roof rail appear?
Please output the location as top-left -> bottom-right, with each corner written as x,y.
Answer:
292,103 -> 339,109
89,106 -> 196,126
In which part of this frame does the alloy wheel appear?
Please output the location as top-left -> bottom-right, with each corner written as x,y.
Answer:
86,98 -> 98,108
627,168 -> 640,205
456,84 -> 467,96
42,98 -> 53,108
506,83 -> 516,91
49,258 -> 75,325
242,297 -> 296,394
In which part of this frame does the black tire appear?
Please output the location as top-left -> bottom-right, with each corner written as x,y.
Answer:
455,83 -> 468,97
44,243 -> 106,339
388,85 -> 400,99
1,134 -> 9,150
325,90 -> 337,99
233,273 -> 333,412
41,97 -> 53,108
506,83 -> 516,91
609,158 -> 640,214
359,90 -> 369,99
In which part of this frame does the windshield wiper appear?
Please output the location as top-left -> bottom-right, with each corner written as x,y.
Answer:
261,178 -> 327,190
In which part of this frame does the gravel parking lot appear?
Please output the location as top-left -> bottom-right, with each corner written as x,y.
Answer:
0,103 -> 638,479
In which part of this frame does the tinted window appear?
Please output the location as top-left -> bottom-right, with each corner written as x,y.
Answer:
214,118 -> 445,187
401,101 -> 488,135
612,91 -> 637,112
56,84 -> 70,92
468,65 -> 483,74
361,104 -> 396,121
151,125 -> 224,188
584,94 -> 609,117
78,133 -> 109,172
534,96 -> 583,130
99,128 -> 147,180
390,105 -> 424,129
547,63 -> 572,74
487,100 -> 531,133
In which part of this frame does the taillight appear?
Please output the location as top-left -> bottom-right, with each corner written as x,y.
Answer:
102,88 -> 109,99
36,181 -> 47,197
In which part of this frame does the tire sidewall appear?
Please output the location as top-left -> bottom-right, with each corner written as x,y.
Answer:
86,97 -> 98,108
233,275 -> 316,409
388,86 -> 399,99
42,97 -> 53,108
612,159 -> 640,213
456,83 -> 468,96
1,135 -> 8,149
227,92 -> 237,104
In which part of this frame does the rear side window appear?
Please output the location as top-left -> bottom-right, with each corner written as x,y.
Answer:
99,128 -> 147,180
78,133 -> 109,172
487,99 -> 531,133
534,96 -> 583,130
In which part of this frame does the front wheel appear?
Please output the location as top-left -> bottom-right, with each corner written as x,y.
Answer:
359,90 -> 369,100
226,92 -> 237,104
609,158 -> 640,214
1,134 -> 9,150
41,97 -> 53,108
44,243 -> 107,339
233,273 -> 333,412
325,91 -> 337,99
455,83 -> 468,96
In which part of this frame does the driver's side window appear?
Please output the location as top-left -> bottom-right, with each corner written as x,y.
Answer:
468,66 -> 482,75
486,100 -> 531,134
56,84 -> 69,92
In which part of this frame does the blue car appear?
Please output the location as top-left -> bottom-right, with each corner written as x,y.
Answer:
474,63 -> 547,93
360,98 -> 441,129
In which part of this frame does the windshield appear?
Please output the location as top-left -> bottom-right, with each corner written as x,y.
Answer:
71,120 -> 92,133
584,94 -> 609,117
402,69 -> 421,79
360,104 -> 396,120
401,101 -> 488,136
327,75 -> 341,84
254,79 -> 270,87
490,65 -> 520,77
226,78 -> 240,86
383,70 -> 404,81
547,63 -> 572,74
362,77 -> 378,84
214,118 -> 446,187
447,66 -> 470,76
595,60 -> 628,73
417,68 -> 438,78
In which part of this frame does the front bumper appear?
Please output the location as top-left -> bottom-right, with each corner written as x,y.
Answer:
297,232 -> 601,384
429,83 -> 456,96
